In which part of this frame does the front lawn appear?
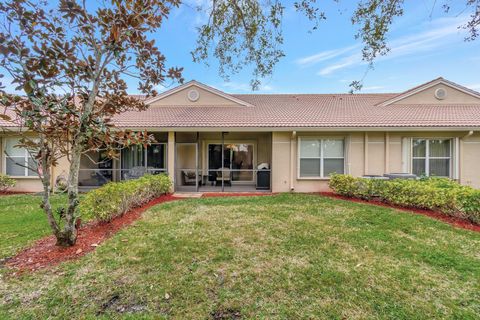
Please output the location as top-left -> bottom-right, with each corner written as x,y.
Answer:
0,194 -> 68,259
1,193 -> 479,319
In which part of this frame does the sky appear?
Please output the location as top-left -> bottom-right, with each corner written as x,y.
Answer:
143,0 -> 480,95
2,1 -> 480,95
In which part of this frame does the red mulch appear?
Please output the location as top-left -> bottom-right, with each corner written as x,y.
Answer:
319,192 -> 480,233
5,194 -> 180,274
202,192 -> 274,197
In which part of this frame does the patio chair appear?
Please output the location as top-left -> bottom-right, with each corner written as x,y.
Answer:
181,170 -> 201,186
216,167 -> 232,186
123,166 -> 146,180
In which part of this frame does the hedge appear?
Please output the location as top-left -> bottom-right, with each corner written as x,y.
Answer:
0,174 -> 16,192
329,174 -> 480,224
79,174 -> 172,222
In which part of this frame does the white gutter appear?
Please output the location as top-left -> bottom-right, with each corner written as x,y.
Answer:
463,130 -> 474,139
116,126 -> 480,133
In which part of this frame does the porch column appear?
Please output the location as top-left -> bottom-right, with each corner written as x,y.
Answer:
167,131 -> 175,192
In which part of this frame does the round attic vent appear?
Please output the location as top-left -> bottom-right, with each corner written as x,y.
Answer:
434,88 -> 447,100
187,89 -> 200,102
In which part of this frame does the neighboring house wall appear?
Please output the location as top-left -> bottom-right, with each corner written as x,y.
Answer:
271,130 -> 480,193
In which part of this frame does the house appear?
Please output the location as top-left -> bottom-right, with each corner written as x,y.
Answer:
2,77 -> 480,193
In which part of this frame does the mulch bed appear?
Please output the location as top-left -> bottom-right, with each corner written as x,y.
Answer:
5,194 -> 180,273
319,192 -> 480,233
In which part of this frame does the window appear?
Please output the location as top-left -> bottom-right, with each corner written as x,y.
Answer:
4,138 -> 37,177
299,138 -> 344,178
412,139 -> 451,177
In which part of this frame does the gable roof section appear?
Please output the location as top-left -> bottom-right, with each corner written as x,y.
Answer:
377,77 -> 480,106
144,80 -> 254,107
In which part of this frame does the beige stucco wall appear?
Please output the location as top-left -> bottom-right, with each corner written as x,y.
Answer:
3,130 -> 480,193
393,83 -> 480,105
270,130 -> 480,193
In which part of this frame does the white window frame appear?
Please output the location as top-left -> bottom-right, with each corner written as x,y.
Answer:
297,137 -> 345,179
411,138 -> 452,178
3,138 -> 36,177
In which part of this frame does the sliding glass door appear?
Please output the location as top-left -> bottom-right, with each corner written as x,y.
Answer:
208,143 -> 254,182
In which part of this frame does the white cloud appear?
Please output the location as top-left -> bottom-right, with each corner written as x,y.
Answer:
317,16 -> 469,76
295,45 -> 358,67
318,53 -> 362,76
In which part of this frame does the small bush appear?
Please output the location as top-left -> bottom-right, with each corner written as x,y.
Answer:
329,174 -> 480,224
0,174 -> 16,192
79,174 -> 171,222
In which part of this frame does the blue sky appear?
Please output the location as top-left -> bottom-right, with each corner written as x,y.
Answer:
144,0 -> 480,95
2,1 -> 479,95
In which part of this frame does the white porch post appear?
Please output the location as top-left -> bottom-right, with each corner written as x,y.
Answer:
167,131 -> 175,192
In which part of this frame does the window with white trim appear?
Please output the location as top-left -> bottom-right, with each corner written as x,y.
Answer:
412,139 -> 451,177
4,138 -> 37,177
299,138 -> 344,178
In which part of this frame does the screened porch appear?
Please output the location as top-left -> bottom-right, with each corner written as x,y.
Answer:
78,132 -> 168,191
174,132 -> 272,192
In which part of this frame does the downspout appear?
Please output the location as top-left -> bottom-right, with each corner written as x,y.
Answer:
290,131 -> 296,191
384,132 -> 390,174
364,132 -> 369,175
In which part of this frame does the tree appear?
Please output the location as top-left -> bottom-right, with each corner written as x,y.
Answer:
0,0 -> 183,246
0,0 -> 479,247
191,0 -> 480,91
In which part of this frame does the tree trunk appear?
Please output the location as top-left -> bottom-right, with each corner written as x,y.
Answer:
57,144 -> 83,247
40,158 -> 61,240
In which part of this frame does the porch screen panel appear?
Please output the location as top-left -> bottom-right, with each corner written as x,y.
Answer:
146,144 -> 167,173
230,144 -> 253,181
121,145 -> 145,169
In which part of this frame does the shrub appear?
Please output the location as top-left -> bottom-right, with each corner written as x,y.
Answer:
329,174 -> 480,224
79,174 -> 171,222
0,174 -> 16,192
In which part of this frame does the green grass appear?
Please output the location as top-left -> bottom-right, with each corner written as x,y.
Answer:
1,193 -> 479,319
0,193 -> 68,259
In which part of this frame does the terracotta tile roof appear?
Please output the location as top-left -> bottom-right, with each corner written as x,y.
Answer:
3,89 -> 480,130
111,93 -> 480,128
